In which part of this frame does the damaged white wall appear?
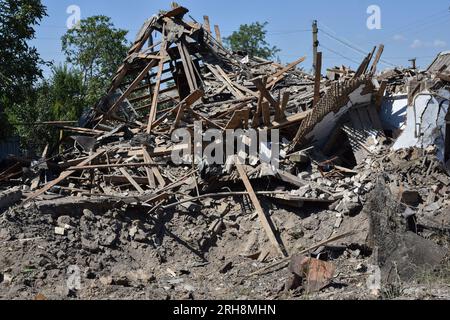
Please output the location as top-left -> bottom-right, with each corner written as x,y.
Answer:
392,89 -> 450,162
306,85 -> 373,148
380,93 -> 408,133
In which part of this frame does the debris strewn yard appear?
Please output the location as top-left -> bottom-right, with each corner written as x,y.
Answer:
0,5 -> 449,300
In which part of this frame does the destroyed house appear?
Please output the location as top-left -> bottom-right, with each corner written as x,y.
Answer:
1,6 -> 450,297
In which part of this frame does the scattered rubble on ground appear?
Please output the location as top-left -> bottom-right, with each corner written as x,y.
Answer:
0,5 -> 449,300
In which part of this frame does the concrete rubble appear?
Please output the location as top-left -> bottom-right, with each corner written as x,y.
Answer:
0,5 -> 449,300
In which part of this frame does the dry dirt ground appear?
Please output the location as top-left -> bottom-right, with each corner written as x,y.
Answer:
0,183 -> 449,300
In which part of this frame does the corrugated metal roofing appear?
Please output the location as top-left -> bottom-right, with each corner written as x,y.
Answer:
427,51 -> 450,73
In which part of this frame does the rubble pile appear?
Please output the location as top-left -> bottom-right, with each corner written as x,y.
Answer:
0,5 -> 450,300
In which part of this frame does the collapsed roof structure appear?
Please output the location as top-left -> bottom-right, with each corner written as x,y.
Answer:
0,5 -> 449,299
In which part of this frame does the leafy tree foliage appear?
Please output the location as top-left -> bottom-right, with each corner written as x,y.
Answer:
0,0 -> 47,138
224,22 -> 280,59
6,66 -> 85,153
2,12 -> 129,154
49,65 -> 85,121
61,15 -> 129,105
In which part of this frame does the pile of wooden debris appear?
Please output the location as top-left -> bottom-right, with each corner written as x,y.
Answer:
0,6 -> 450,300
0,5 -> 402,257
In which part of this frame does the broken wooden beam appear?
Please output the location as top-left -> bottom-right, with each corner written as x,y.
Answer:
147,39 -> 168,134
267,56 -> 306,88
119,168 -> 145,193
24,150 -> 106,203
203,15 -> 211,33
214,25 -> 222,44
235,162 -> 287,257
369,44 -> 384,75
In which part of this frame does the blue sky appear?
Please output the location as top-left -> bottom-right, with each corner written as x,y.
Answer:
31,0 -> 450,76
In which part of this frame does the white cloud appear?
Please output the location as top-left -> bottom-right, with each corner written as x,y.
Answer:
393,34 -> 406,42
433,39 -> 447,48
410,39 -> 447,49
410,39 -> 424,48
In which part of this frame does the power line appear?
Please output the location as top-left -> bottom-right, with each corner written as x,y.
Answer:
384,10 -> 450,40
320,29 -> 368,56
403,15 -> 450,38
266,29 -> 311,35
319,25 -> 397,67
319,44 -> 362,65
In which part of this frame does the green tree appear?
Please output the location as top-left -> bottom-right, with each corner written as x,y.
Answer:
7,65 -> 85,154
49,65 -> 85,121
61,15 -> 129,106
6,82 -> 54,154
0,0 -> 47,138
224,22 -> 280,59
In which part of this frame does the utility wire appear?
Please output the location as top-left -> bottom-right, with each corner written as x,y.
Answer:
319,25 -> 397,67
384,10 -> 450,40
320,29 -> 367,56
319,44 -> 362,65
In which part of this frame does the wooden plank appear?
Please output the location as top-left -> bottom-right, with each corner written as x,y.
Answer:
271,110 -> 312,129
214,25 -> 222,44
267,56 -> 306,87
369,44 -> 384,75
152,89 -> 203,128
58,126 -> 105,135
189,108 -> 225,130
24,150 -> 105,202
206,64 -> 242,99
163,6 -> 189,18
171,102 -> 187,133
141,145 -> 156,188
253,78 -> 282,118
251,77 -> 267,128
136,53 -> 163,60
216,66 -> 257,98
261,101 -> 271,127
375,80 -> 387,111
226,108 -> 250,130
146,57 -> 165,133
144,164 -> 156,188
147,38 -> 168,134
107,58 -> 160,116
252,94 -> 264,128
280,91 -> 290,118
364,46 -> 377,74
67,162 -> 158,170
203,15 -> 211,33
177,39 -> 198,92
142,148 -> 166,187
216,66 -> 244,98
119,168 -> 145,193
235,162 -> 287,257
353,52 -> 372,79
